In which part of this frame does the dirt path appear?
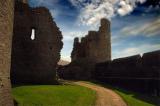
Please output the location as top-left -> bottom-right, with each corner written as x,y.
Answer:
73,81 -> 127,106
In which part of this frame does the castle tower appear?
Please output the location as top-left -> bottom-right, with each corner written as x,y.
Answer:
98,18 -> 111,62
99,18 -> 110,38
71,18 -> 111,63
71,37 -> 79,61
0,0 -> 14,105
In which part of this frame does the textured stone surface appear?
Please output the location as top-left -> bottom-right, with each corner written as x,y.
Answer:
0,0 -> 14,105
94,50 -> 160,96
71,18 -> 111,63
58,18 -> 111,80
11,1 -> 63,84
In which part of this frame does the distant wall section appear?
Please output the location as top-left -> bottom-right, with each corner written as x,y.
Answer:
94,50 -> 160,96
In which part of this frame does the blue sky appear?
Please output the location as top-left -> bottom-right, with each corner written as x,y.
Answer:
29,0 -> 160,61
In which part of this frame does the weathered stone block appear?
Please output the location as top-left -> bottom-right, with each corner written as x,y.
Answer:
0,0 -> 14,105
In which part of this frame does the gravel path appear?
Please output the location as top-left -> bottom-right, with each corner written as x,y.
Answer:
74,81 -> 127,106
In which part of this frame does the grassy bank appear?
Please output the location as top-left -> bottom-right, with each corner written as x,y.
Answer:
85,81 -> 160,106
12,84 -> 96,106
114,89 -> 159,106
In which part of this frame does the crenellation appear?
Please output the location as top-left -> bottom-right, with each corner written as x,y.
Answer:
61,18 -> 111,80
71,18 -> 111,63
94,50 -> 160,96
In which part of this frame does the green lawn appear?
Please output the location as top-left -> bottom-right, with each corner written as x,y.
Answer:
12,85 -> 96,106
86,81 -> 160,106
114,89 -> 159,106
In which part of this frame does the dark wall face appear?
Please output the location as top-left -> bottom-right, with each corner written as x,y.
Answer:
11,2 -> 63,84
94,50 -> 160,96
11,2 -> 37,84
142,51 -> 160,78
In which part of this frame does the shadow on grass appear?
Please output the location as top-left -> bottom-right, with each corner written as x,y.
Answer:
90,80 -> 160,106
12,79 -> 77,88
11,79 -> 64,88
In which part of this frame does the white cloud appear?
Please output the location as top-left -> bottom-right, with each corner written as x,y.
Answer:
78,1 -> 115,25
61,55 -> 71,62
69,0 -> 90,8
112,44 -> 160,59
69,0 -> 147,25
63,31 -> 87,41
117,1 -> 133,16
35,0 -> 58,6
50,9 -> 58,18
121,17 -> 160,37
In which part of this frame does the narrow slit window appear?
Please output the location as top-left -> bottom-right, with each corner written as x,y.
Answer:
31,29 -> 35,40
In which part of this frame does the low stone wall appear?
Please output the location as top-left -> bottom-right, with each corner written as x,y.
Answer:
94,50 -> 160,96
58,59 -> 95,80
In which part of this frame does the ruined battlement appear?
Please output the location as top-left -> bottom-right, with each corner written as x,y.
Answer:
71,18 -> 111,63
94,50 -> 160,96
11,1 -> 63,84
99,18 -> 110,31
63,18 -> 111,80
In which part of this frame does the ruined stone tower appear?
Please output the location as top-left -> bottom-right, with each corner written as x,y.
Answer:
98,18 -> 111,62
11,0 -> 63,84
62,18 -> 111,80
0,0 -> 14,105
71,18 -> 111,63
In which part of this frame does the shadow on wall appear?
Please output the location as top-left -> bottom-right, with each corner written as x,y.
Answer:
58,18 -> 111,80
11,1 -> 63,85
94,50 -> 160,97
91,80 -> 160,106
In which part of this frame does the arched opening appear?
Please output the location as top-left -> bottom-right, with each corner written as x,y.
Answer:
31,28 -> 35,40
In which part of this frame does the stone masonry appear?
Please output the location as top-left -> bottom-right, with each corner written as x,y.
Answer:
11,0 -> 63,84
58,18 -> 111,80
71,18 -> 111,63
0,0 -> 14,105
94,50 -> 160,96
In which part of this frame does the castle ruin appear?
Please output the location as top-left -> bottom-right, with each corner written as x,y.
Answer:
58,18 -> 111,80
0,0 -> 14,105
11,0 -> 63,84
0,0 -> 63,104
94,50 -> 160,96
71,18 -> 111,63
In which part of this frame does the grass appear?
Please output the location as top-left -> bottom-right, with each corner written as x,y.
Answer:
114,89 -> 159,106
12,84 -> 96,106
83,81 -> 160,106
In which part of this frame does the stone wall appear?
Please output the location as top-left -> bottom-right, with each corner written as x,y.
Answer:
11,1 -> 63,84
58,59 -> 95,80
94,50 -> 160,96
71,18 -> 111,63
0,0 -> 14,105
59,18 -> 111,80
